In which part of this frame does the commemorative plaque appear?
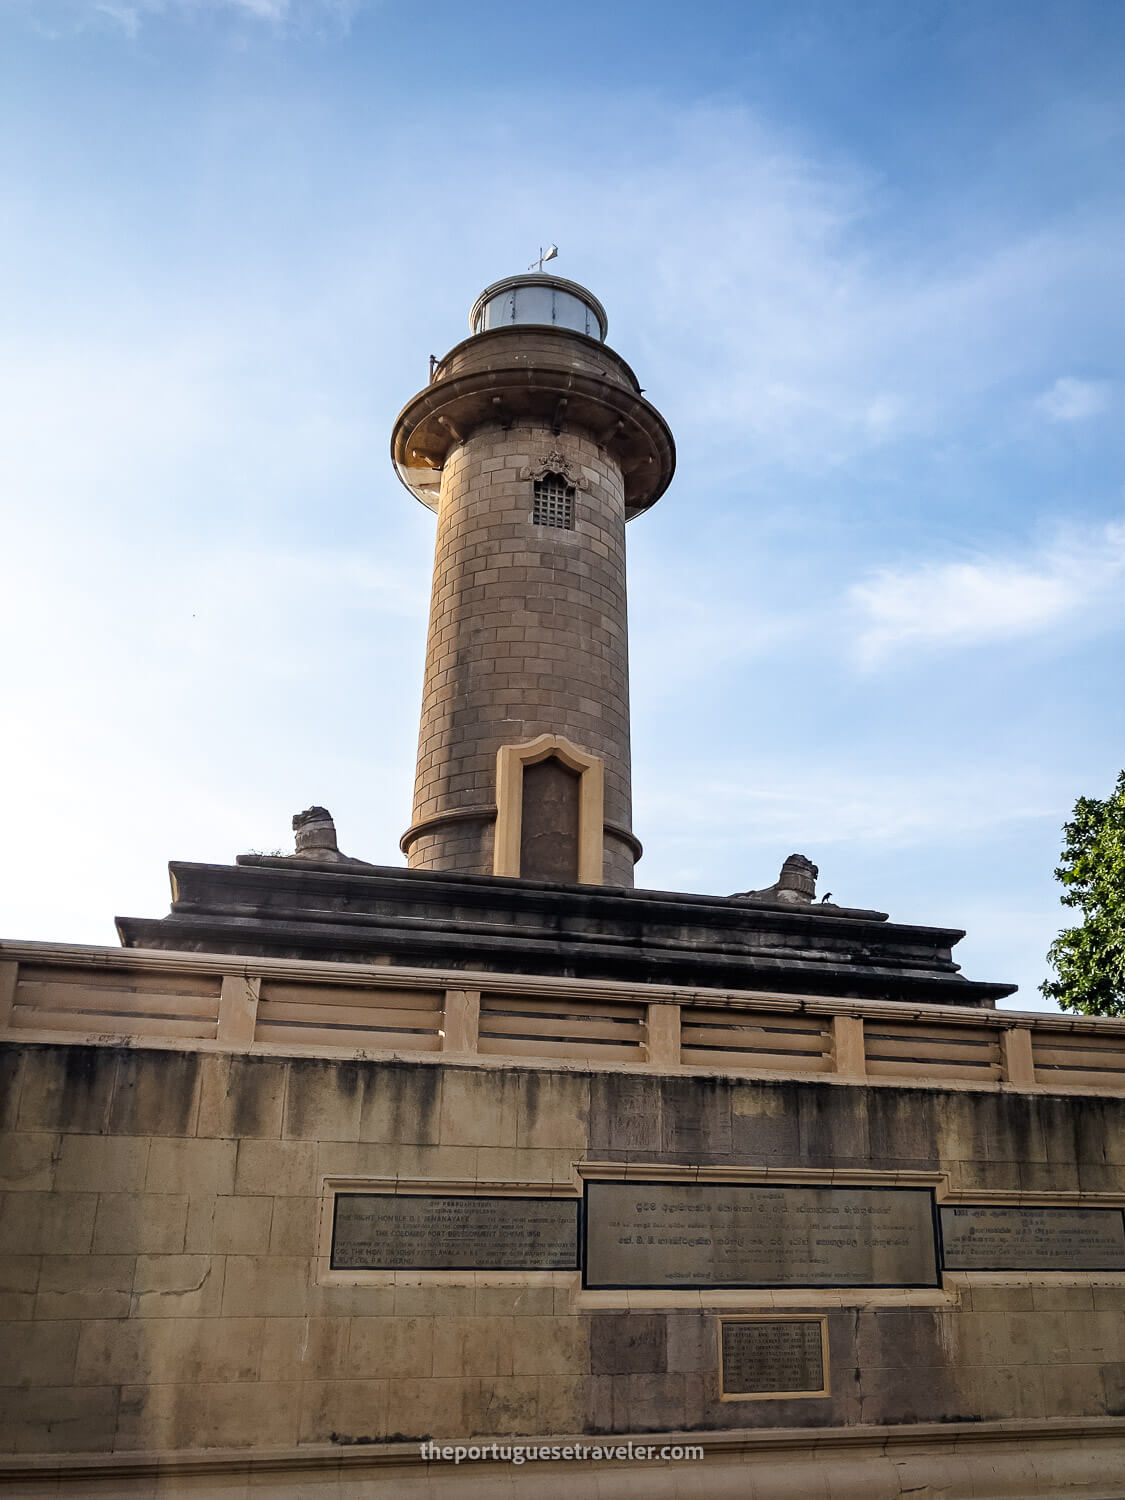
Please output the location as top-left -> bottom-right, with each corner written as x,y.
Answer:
940,1205 -> 1125,1271
719,1317 -> 828,1398
331,1193 -> 579,1270
584,1182 -> 938,1288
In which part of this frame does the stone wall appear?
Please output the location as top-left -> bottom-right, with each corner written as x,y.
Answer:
407,420 -> 634,885
2,1041 -> 1124,1458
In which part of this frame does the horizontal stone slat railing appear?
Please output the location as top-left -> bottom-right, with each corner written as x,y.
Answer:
3,940 -> 1125,1094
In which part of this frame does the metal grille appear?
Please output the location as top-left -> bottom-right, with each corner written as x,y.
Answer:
532,473 -> 575,529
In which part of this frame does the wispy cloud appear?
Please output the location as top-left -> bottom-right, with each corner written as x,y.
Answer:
1034,375 -> 1112,422
21,0 -> 362,38
630,571 -> 805,683
503,107 -> 1125,476
640,760 -> 1065,855
849,519 -> 1125,665
168,547 -> 430,678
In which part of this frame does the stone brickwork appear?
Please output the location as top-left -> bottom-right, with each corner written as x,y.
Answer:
3,1040 -> 1125,1460
406,422 -> 635,885
432,328 -> 636,392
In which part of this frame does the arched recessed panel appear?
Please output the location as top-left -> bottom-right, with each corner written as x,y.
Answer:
519,757 -> 581,883
494,734 -> 606,885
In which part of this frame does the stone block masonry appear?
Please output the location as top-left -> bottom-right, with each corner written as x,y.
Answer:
406,422 -> 635,885
3,1038 -> 1125,1465
392,282 -> 674,888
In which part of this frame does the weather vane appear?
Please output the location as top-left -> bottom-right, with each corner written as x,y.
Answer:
528,244 -> 558,272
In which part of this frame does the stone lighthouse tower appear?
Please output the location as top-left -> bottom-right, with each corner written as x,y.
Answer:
392,272 -> 675,888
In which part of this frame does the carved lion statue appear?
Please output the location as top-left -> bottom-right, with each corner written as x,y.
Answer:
731,853 -> 819,906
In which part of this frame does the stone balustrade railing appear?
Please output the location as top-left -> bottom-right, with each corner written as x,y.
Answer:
2,941 -> 1124,1093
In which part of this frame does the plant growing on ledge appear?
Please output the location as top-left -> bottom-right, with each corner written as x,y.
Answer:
1042,769 -> 1125,1015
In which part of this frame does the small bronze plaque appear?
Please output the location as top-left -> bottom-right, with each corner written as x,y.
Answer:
719,1317 -> 828,1400
584,1182 -> 938,1288
940,1205 -> 1125,1271
331,1194 -> 579,1270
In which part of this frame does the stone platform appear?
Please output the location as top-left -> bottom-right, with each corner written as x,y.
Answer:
115,859 -> 1014,1007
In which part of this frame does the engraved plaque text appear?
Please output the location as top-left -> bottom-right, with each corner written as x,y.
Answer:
584,1182 -> 937,1288
940,1205 -> 1125,1271
332,1194 -> 579,1270
720,1318 -> 827,1398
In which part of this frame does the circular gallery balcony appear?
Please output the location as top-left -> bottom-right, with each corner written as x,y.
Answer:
391,274 -> 675,519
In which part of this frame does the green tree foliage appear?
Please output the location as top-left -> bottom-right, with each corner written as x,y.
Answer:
1042,770 -> 1125,1015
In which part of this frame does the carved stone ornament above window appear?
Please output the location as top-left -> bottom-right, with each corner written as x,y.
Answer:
519,451 -> 590,490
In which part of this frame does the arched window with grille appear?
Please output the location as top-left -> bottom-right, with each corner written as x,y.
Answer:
532,472 -> 575,529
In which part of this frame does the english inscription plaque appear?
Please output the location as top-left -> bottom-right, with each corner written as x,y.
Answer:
720,1318 -> 828,1398
584,1182 -> 938,1288
331,1194 -> 579,1271
940,1205 -> 1125,1271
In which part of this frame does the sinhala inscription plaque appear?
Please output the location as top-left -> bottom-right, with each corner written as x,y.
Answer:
940,1205 -> 1125,1271
584,1182 -> 938,1288
332,1194 -> 579,1271
719,1317 -> 828,1399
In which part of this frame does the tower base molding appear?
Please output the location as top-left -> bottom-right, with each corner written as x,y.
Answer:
4,1418 -> 1123,1497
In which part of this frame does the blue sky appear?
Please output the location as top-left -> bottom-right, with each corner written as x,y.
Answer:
2,0 -> 1123,1010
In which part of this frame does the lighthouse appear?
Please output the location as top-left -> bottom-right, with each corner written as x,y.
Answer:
392,271 -> 676,888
